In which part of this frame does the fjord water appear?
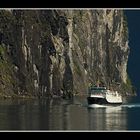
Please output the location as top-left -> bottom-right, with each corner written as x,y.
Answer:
0,96 -> 140,131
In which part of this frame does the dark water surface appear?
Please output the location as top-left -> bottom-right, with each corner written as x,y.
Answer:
0,96 -> 140,131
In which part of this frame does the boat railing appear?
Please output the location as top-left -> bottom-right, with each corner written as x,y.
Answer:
89,92 -> 106,98
89,86 -> 107,90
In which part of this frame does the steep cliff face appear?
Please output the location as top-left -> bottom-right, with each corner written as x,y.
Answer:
0,9 -> 134,98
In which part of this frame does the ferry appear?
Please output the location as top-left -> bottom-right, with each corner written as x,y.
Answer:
87,85 -> 122,106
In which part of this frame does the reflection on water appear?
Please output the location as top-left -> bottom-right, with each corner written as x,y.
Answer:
0,96 -> 139,130
87,106 -> 127,130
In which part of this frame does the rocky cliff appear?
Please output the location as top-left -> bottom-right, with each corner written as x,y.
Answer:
0,9 -> 134,98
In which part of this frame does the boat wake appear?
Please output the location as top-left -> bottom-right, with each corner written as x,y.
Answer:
121,104 -> 140,108
88,104 -> 121,108
88,103 -> 140,109
88,104 -> 112,108
87,104 -> 122,113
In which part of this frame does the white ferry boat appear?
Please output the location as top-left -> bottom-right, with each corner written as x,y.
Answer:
87,85 -> 122,105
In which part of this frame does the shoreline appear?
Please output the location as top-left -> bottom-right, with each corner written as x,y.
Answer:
0,92 -> 136,100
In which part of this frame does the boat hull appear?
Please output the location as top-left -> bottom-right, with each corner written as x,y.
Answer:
87,97 -> 122,106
